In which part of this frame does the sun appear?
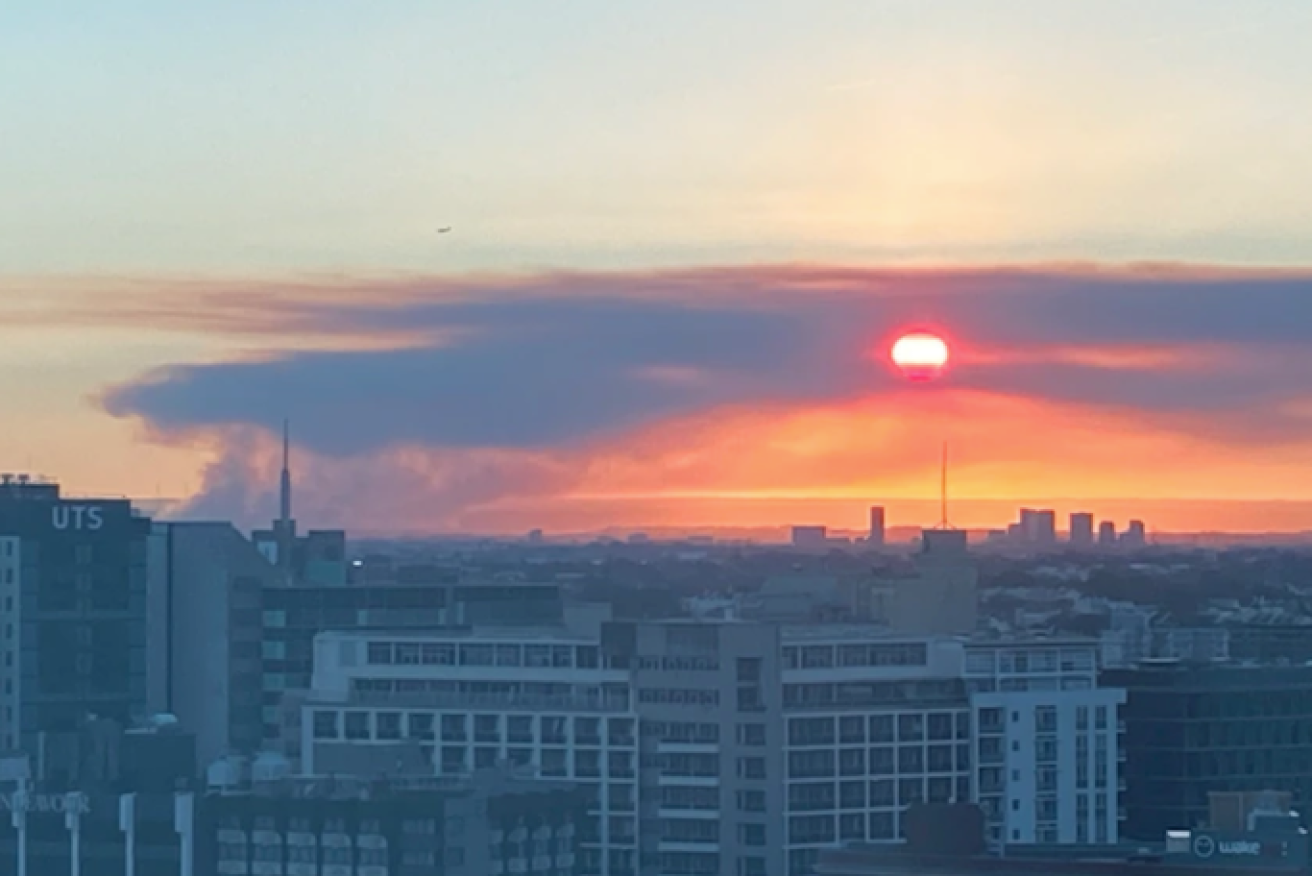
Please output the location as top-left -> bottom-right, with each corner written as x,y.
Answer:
890,331 -> 949,381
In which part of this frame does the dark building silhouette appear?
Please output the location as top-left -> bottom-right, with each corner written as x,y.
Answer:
1069,512 -> 1095,547
0,476 -> 151,784
1105,663 -> 1312,840
151,521 -> 276,769
868,506 -> 886,547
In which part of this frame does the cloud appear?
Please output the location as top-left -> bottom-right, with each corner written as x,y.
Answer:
87,264 -> 1312,528
101,265 -> 1312,451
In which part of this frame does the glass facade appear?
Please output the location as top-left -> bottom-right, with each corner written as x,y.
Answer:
1106,664 -> 1312,839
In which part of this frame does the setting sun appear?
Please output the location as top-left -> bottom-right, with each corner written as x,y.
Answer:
891,331 -> 950,381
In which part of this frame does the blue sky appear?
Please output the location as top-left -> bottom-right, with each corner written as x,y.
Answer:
4,1 -> 1310,273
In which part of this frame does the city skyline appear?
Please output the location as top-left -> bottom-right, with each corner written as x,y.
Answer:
5,3 -> 1312,533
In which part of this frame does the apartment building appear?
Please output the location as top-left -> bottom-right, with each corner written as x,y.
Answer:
964,639 -> 1126,846
295,622 -> 1125,876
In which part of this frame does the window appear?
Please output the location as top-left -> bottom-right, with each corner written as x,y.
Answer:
737,658 -> 761,682
508,715 -> 534,743
738,757 -> 766,779
475,714 -> 500,743
442,714 -> 467,742
407,712 -> 435,739
737,823 -> 766,846
738,723 -> 766,746
312,710 -> 339,739
344,712 -> 369,740
839,716 -> 865,744
375,711 -> 402,740
366,642 -> 392,665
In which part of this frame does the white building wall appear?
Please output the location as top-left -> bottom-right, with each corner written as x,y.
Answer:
305,628 -> 1129,876
303,630 -> 637,876
973,687 -> 1124,846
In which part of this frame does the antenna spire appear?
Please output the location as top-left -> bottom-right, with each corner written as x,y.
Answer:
279,419 -> 293,527
939,440 -> 950,529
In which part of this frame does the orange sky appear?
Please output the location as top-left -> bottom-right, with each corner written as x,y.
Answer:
5,265 -> 1312,535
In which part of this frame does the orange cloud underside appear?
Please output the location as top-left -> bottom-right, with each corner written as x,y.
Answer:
463,389 -> 1307,531
567,392 -> 1274,498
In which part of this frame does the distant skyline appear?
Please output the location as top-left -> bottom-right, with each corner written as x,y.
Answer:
3,3 -> 1311,533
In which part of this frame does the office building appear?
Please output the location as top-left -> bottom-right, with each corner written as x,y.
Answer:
262,573 -> 566,752
1097,522 -> 1117,546
301,626 -> 638,876
1100,614 -> 1231,668
868,507 -> 886,548
1229,625 -> 1312,666
1013,510 -> 1056,547
1103,663 -> 1312,840
152,521 -> 278,768
1122,520 -> 1147,548
875,530 -> 978,636
0,724 -> 198,876
1068,513 -> 1094,547
792,526 -> 829,549
295,619 -> 1124,876
0,476 -> 152,781
815,791 -> 1309,875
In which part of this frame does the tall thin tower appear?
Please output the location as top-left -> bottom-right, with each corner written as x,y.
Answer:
280,419 -> 293,529
278,419 -> 295,581
938,440 -> 951,529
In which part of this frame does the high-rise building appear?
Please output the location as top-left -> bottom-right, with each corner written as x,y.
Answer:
1069,513 -> 1094,547
1097,521 -> 1117,546
1104,663 -> 1312,840
152,521 -> 279,768
1122,520 -> 1147,548
1034,510 -> 1057,545
1017,509 -> 1057,546
868,506 -> 886,547
0,476 -> 152,780
296,621 -> 1124,876
965,639 -> 1125,846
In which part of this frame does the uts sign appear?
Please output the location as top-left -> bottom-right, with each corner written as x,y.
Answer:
51,505 -> 103,532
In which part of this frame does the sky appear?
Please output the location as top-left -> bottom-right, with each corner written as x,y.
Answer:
3,2 -> 1312,534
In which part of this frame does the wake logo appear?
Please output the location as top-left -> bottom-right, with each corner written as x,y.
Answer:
51,505 -> 103,531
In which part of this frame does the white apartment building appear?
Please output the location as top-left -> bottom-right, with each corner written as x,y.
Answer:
964,638 -> 1126,846
296,623 -> 1125,876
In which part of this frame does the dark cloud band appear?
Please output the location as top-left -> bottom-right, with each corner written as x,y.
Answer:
100,265 -> 1312,455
